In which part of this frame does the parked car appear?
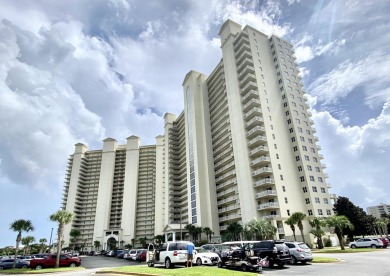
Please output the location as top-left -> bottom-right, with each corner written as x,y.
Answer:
217,241 -> 260,272
377,237 -> 389,248
193,248 -> 220,266
116,250 -> 127,259
28,254 -> 81,269
135,250 -> 147,262
348,238 -> 383,249
284,241 -> 313,264
124,249 -> 138,260
147,241 -> 192,268
251,240 -> 291,268
0,259 -> 29,270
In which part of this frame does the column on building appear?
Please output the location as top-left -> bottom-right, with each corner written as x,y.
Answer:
93,138 -> 117,247
121,136 -> 140,244
154,135 -> 166,235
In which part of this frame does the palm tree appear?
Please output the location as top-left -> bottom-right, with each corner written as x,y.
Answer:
285,217 -> 297,241
131,238 -> 136,248
226,221 -> 243,241
9,219 -> 34,268
39,238 -> 47,254
69,229 -> 81,254
94,240 -> 101,251
291,212 -> 307,242
203,227 -> 214,242
326,215 -> 354,250
120,240 -> 125,249
22,236 -> 35,255
375,217 -> 390,236
49,210 -> 74,268
309,217 -> 326,249
243,218 -> 276,240
153,235 -> 164,245
139,237 -> 147,248
184,224 -> 197,241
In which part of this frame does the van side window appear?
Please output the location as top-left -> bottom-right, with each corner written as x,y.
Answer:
168,243 -> 177,251
160,243 -> 167,251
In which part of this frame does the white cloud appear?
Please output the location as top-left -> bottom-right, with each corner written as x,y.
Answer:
309,51 -> 390,109
312,99 -> 390,207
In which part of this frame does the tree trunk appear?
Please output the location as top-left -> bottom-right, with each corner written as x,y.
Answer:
337,233 -> 345,250
292,230 -> 296,241
13,232 -> 21,269
299,228 -> 305,243
317,235 -> 324,249
55,225 -> 63,268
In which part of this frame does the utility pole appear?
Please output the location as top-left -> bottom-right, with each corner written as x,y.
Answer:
48,227 -> 54,253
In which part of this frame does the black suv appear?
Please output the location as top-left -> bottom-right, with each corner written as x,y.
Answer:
252,240 -> 291,268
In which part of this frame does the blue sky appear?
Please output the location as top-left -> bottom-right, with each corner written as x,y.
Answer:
0,0 -> 389,247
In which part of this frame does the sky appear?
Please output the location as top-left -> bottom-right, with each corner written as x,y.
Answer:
0,0 -> 389,248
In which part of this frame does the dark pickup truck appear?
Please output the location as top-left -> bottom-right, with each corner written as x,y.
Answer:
29,254 -> 81,270
251,240 -> 291,268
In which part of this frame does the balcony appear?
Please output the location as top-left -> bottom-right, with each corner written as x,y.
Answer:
233,33 -> 250,47
219,213 -> 241,222
263,214 -> 281,220
256,189 -> 277,199
241,90 -> 259,103
240,81 -> 258,95
236,49 -> 252,66
246,126 -> 265,139
254,178 -> 275,188
239,73 -> 257,88
217,194 -> 239,206
218,204 -> 240,214
216,178 -> 237,191
252,167 -> 273,177
245,116 -> 264,129
243,98 -> 260,112
244,107 -> 262,121
250,156 -> 271,167
217,187 -> 238,198
249,146 -> 269,157
257,202 -> 279,210
235,42 -> 251,59
238,65 -> 255,80
237,58 -> 255,73
248,135 -> 267,147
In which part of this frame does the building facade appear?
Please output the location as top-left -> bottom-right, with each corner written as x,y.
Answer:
62,19 -> 333,249
367,203 -> 390,218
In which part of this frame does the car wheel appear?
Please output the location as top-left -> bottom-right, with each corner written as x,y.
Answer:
278,263 -> 285,268
241,264 -> 248,271
196,258 -> 202,266
147,262 -> 154,267
35,265 -> 43,270
217,262 -> 223,268
69,263 -> 76,267
165,258 -> 172,269
371,244 -> 376,249
22,265 -> 28,269
290,256 -> 297,265
351,245 -> 356,249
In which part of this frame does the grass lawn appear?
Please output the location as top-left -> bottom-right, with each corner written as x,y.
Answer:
0,267 -> 84,274
312,257 -> 340,263
98,266 -> 259,275
312,247 -> 377,253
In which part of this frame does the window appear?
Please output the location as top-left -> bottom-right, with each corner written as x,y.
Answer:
318,177 -> 323,183
285,197 -> 288,203
278,164 -> 281,169
309,176 -> 315,181
298,127 -> 303,133
313,157 -> 318,163
315,197 -> 320,203
289,128 -> 294,133
292,102 -> 297,107
282,186 -> 286,192
321,187 -> 326,193
279,79 -> 283,84
305,155 -> 310,161
284,102 -> 288,107
326,209 -> 332,215
276,154 -> 279,159
307,165 -> 312,171
305,198 -> 310,204
274,144 -> 277,149
318,209 -> 323,215
296,156 -> 300,161
302,187 -> 307,193
308,210 -> 313,216
315,167 -> 320,172
293,146 -> 298,152
300,176 -> 305,182
291,137 -> 296,142
306,129 -> 311,135
302,146 -> 307,151
300,136 -> 305,142
312,186 -> 317,192
272,134 -> 275,139
308,138 -> 313,144
285,111 -> 290,116
310,147 -> 316,153
298,166 -> 302,171
280,175 -> 283,180
324,198 -> 329,204
287,210 -> 290,216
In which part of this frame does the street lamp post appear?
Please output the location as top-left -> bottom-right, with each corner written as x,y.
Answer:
48,227 -> 54,253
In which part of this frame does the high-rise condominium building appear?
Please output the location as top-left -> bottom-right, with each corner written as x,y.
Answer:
62,19 -> 332,250
367,203 -> 390,218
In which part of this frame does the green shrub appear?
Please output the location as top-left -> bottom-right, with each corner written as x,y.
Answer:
323,237 -> 332,247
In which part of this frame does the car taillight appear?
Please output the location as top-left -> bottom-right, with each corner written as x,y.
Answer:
297,249 -> 304,252
272,247 -> 277,253
173,251 -> 178,256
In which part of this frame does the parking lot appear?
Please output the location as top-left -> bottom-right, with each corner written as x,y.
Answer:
80,248 -> 390,276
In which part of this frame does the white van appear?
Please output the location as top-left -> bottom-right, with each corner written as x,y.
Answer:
147,241 -> 191,268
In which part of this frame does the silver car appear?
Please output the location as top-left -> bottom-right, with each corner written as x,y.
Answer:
348,238 -> 383,249
284,242 -> 313,264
